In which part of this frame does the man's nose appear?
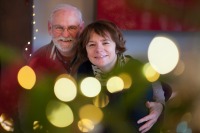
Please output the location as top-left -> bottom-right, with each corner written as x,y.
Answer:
61,29 -> 71,37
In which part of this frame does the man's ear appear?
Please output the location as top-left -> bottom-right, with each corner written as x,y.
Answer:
77,21 -> 85,37
48,21 -> 52,35
79,21 -> 85,32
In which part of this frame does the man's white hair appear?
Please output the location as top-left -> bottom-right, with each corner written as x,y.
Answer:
49,4 -> 83,23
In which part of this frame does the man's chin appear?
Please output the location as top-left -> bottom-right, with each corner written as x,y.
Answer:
59,47 -> 75,53
56,43 -> 73,50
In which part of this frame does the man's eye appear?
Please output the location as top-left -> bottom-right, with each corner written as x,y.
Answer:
68,26 -> 77,30
56,26 -> 63,30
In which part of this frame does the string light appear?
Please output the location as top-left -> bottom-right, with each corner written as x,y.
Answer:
24,3 -> 38,58
32,3 -> 38,48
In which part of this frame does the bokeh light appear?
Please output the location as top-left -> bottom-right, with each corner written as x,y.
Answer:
0,113 -> 14,132
106,76 -> 124,93
79,104 -> 103,125
80,77 -> 101,97
33,121 -> 43,130
17,65 -> 36,89
176,121 -> 192,133
46,100 -> 74,128
93,93 -> 109,108
118,73 -> 132,89
55,74 -> 77,84
173,59 -> 185,76
78,119 -> 94,132
54,74 -> 77,102
191,102 -> 200,131
143,63 -> 160,82
181,112 -> 192,123
148,35 -> 180,74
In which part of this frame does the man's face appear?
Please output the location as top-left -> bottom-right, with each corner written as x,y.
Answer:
48,10 -> 83,56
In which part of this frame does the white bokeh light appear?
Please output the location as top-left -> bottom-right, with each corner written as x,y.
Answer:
80,77 -> 101,97
54,76 -> 77,102
148,35 -> 180,74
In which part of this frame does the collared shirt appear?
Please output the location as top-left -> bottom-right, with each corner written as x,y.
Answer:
28,41 -> 80,77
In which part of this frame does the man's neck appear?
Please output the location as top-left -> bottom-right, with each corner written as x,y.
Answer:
59,49 -> 76,59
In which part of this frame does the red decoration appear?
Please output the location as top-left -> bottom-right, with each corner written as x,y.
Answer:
97,0 -> 200,31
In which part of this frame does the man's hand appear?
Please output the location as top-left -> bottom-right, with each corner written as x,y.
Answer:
137,101 -> 163,133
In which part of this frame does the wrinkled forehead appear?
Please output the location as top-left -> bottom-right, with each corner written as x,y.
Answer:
50,9 -> 82,24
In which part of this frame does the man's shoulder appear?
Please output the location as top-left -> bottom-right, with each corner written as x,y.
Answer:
27,42 -> 54,66
33,42 -> 53,55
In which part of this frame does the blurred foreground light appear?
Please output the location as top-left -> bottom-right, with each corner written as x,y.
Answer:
54,74 -> 77,102
118,73 -> 132,89
106,76 -> 124,93
148,35 -> 179,74
17,65 -> 36,89
79,104 -> 103,125
191,103 -> 200,131
33,121 -> 43,130
143,63 -> 160,82
181,112 -> 192,123
176,121 -> 192,133
93,93 -> 109,108
78,119 -> 94,132
46,100 -> 74,128
0,113 -> 14,132
173,60 -> 185,76
80,77 -> 101,97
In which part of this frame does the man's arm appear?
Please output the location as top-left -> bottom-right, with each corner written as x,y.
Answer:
137,101 -> 163,133
137,81 -> 172,133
